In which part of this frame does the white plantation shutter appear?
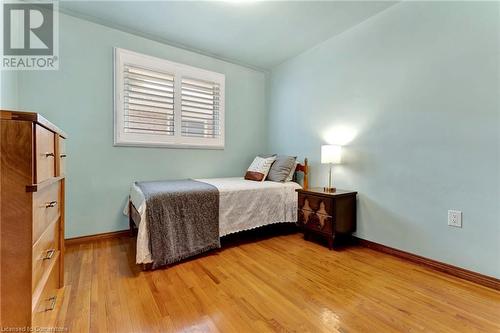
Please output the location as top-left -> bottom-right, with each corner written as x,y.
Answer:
181,78 -> 221,138
123,65 -> 175,135
114,48 -> 225,148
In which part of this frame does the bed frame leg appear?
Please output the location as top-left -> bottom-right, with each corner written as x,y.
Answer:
303,158 -> 309,190
128,200 -> 135,237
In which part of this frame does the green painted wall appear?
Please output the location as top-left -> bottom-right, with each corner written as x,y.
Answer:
1,71 -> 19,109
16,14 -> 268,237
269,1 -> 500,277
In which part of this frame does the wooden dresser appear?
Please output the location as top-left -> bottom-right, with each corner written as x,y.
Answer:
1,111 -> 67,329
296,188 -> 357,249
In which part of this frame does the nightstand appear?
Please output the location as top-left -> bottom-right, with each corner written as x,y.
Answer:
296,188 -> 357,249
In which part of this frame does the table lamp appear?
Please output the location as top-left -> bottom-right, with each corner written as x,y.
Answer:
321,145 -> 342,192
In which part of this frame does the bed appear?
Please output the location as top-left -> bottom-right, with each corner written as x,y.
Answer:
126,159 -> 308,268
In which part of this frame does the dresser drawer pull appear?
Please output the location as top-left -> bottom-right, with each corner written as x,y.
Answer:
42,249 -> 55,260
45,296 -> 57,311
45,201 -> 57,208
60,154 -> 67,158
44,152 -> 55,157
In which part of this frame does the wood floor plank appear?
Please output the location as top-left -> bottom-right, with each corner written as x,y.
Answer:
55,233 -> 500,333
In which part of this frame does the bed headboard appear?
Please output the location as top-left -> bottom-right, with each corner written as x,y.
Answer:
295,158 -> 309,190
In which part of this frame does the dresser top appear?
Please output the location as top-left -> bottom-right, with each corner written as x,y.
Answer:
296,187 -> 357,198
1,110 -> 67,138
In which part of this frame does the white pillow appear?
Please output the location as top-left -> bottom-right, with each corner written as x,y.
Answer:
285,161 -> 299,182
244,156 -> 277,181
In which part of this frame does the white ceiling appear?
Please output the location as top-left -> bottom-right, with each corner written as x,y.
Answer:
60,1 -> 398,70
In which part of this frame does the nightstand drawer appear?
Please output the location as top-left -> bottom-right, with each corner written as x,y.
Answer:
298,194 -> 334,216
298,209 -> 333,234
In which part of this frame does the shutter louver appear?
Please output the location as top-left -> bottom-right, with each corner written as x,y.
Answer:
123,65 -> 175,135
181,78 -> 220,138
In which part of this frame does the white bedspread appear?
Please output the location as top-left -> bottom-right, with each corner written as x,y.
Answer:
124,177 -> 301,264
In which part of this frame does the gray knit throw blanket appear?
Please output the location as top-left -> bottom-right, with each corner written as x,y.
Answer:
136,179 -> 220,269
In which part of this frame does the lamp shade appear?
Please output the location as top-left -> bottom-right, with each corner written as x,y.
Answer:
321,145 -> 342,164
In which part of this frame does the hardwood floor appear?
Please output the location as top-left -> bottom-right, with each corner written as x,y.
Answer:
54,231 -> 500,333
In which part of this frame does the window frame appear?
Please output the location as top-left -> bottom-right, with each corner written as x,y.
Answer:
114,48 -> 225,149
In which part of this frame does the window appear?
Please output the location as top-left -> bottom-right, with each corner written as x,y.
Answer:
114,48 -> 225,149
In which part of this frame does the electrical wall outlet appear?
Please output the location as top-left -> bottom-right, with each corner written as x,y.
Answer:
448,210 -> 462,228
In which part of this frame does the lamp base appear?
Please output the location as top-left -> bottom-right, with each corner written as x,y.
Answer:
323,187 -> 336,193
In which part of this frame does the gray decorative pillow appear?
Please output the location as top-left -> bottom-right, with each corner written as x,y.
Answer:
267,156 -> 297,182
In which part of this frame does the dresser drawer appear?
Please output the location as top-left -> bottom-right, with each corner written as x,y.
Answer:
35,125 -> 56,183
32,257 -> 60,328
57,136 -> 66,176
298,209 -> 333,234
33,182 -> 61,244
32,219 -> 60,293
